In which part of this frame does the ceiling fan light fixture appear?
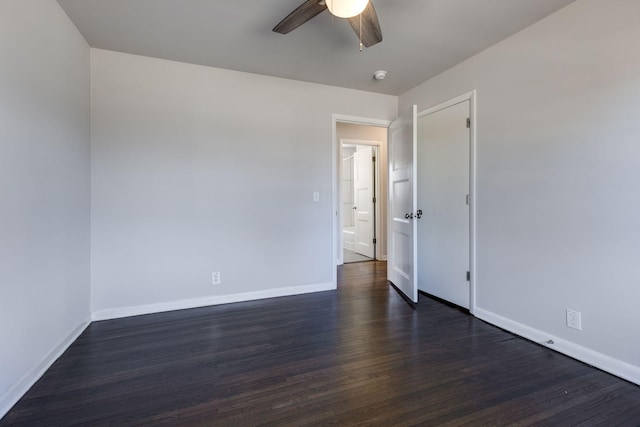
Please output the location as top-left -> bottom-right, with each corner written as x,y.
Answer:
326,0 -> 369,18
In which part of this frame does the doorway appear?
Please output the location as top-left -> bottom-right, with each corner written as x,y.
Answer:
332,117 -> 390,272
386,91 -> 476,310
342,143 -> 377,263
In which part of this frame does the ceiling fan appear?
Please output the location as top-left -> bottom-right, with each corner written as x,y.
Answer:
273,0 -> 383,49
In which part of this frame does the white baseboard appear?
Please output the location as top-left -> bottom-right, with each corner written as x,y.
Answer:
0,320 -> 90,420
474,307 -> 640,386
92,282 -> 336,321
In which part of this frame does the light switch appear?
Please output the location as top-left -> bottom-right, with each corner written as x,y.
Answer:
313,192 -> 320,202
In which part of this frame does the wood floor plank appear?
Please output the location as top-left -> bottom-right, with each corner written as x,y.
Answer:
2,261 -> 640,426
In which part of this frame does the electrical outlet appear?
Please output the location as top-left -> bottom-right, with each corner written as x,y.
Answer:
566,309 -> 582,330
212,272 -> 221,285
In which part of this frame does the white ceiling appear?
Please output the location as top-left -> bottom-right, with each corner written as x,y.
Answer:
57,0 -> 576,95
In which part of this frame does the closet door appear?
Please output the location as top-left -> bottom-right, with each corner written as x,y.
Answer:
417,100 -> 470,308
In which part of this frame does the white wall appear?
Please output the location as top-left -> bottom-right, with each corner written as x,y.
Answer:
90,49 -> 397,318
0,0 -> 91,416
400,0 -> 640,383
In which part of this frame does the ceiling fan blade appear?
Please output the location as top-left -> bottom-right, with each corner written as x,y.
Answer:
347,1 -> 383,48
273,0 -> 328,34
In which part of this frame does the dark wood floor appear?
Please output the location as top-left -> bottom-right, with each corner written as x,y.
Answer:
3,261 -> 640,426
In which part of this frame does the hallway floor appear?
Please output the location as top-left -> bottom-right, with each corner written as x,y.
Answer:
343,248 -> 373,263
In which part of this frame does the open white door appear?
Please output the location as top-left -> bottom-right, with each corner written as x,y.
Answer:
353,146 -> 375,258
387,106 -> 418,303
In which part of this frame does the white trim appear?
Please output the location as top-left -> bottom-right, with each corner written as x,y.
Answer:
469,92 -> 477,315
0,320 -> 90,419
332,115 -> 339,281
91,282 -> 334,321
416,91 -> 476,118
333,114 -> 392,128
411,105 -> 419,303
475,307 -> 640,386
416,90 -> 477,314
340,139 -> 381,147
332,114 -> 392,285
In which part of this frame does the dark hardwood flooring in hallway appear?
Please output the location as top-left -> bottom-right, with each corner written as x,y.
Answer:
3,261 -> 640,426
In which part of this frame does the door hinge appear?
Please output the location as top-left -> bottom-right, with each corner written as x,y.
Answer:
466,117 -> 471,128
466,271 -> 471,282
373,238 -> 377,244
372,156 -> 376,162
373,197 -> 376,203
466,194 -> 470,205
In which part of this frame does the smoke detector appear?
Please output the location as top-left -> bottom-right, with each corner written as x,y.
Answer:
373,70 -> 387,80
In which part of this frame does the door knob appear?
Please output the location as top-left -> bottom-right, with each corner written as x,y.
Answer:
405,213 -> 413,219
352,206 -> 357,210
416,209 -> 423,219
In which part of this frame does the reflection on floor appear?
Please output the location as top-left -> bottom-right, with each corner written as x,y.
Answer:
344,248 -> 373,263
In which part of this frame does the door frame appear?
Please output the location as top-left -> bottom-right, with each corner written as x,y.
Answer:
416,90 -> 477,313
332,114 -> 391,288
339,140 -> 380,263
